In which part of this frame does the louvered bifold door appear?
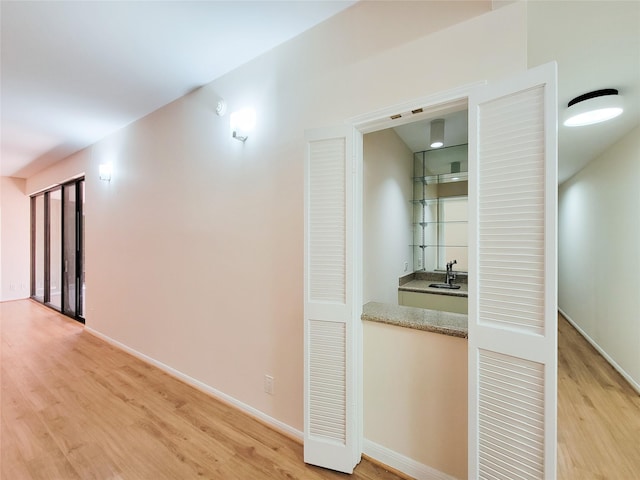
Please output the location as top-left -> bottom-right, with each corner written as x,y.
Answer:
304,127 -> 359,474
468,63 -> 558,479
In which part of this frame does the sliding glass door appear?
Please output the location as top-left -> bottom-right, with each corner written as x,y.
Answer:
63,183 -> 77,316
31,178 -> 85,322
49,188 -> 62,309
33,195 -> 45,302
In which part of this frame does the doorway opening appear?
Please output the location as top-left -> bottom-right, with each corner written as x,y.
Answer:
360,100 -> 470,479
362,107 -> 469,304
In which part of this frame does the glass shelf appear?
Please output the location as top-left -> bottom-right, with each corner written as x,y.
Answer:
410,244 -> 469,248
414,221 -> 467,227
413,144 -> 469,272
413,171 -> 469,185
411,198 -> 440,206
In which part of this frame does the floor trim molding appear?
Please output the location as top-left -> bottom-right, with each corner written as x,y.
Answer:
84,326 -> 304,442
559,308 -> 640,395
363,439 -> 458,480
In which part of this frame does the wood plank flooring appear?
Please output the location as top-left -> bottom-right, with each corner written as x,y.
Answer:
557,313 -> 640,479
1,300 -> 404,480
2,301 -> 639,479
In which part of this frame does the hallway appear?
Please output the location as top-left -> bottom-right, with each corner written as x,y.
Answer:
557,314 -> 640,479
1,300 -> 639,479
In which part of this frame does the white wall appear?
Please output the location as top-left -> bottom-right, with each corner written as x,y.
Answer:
1,177 -> 30,301
21,0 -> 527,444
363,129 -> 413,305
364,321 -> 468,479
558,125 -> 640,391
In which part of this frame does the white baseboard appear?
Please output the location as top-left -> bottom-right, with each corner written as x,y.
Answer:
363,439 -> 458,480
559,308 -> 640,395
84,326 -> 304,441
0,294 -> 30,303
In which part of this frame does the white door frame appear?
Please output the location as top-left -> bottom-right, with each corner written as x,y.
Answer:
347,82 -> 480,465
303,83 -> 479,473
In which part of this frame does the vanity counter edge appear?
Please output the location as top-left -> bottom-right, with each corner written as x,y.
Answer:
361,301 -> 468,339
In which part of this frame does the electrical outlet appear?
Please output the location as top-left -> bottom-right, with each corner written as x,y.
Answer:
404,261 -> 409,272
264,375 -> 274,395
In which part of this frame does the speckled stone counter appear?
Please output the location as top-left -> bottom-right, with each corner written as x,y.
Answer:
361,301 -> 468,339
398,271 -> 468,298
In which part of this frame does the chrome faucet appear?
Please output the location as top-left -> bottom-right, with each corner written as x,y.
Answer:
445,260 -> 457,286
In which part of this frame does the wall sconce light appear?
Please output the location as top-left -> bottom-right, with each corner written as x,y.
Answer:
430,118 -> 445,148
230,108 -> 256,142
99,163 -> 112,182
563,88 -> 623,127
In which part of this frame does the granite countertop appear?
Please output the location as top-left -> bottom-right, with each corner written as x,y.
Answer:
362,301 -> 468,339
398,271 -> 468,298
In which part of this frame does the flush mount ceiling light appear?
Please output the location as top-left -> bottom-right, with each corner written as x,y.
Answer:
563,88 -> 623,127
430,118 -> 445,148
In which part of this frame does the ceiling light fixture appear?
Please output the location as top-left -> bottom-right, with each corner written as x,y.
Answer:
563,88 -> 623,127
430,118 -> 444,148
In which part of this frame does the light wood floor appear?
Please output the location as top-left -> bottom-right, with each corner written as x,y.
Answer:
2,301 -> 639,479
557,313 -> 640,479
1,300 -> 404,480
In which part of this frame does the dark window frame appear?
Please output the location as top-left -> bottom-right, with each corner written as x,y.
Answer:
30,177 -> 85,323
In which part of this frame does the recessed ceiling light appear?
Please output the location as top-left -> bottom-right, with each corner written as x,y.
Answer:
563,88 -> 623,127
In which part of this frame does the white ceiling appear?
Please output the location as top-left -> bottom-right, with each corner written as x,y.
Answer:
394,1 -> 640,184
0,0 -> 356,178
393,110 -> 468,154
528,0 -> 640,183
2,1 -> 638,182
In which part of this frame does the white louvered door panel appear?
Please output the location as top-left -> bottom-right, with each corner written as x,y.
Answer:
304,127 -> 360,474
469,63 -> 557,479
309,138 -> 347,305
308,320 -> 346,443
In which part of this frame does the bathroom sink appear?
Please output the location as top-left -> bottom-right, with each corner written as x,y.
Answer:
429,283 -> 461,289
